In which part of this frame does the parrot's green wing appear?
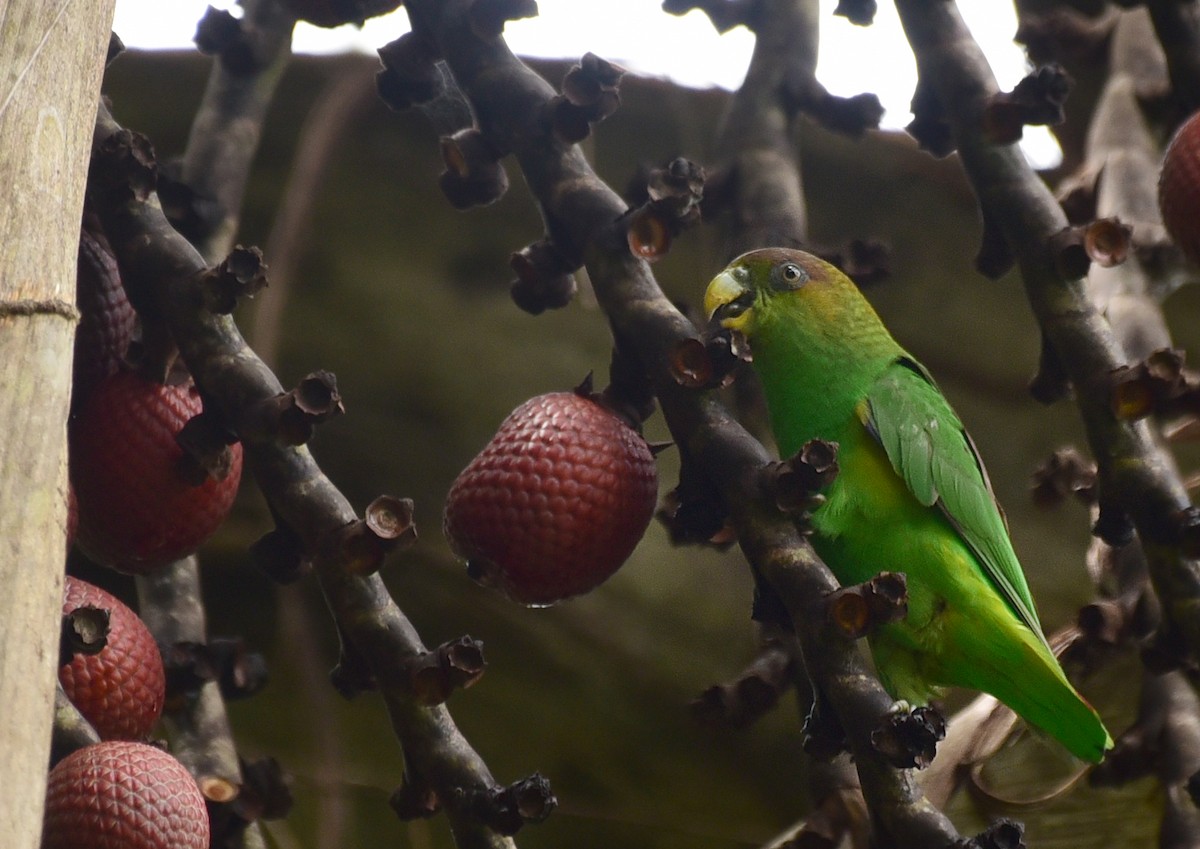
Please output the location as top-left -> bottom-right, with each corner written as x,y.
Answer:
862,357 -> 1048,645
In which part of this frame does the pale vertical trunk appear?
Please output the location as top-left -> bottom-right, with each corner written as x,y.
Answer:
0,3 -> 117,847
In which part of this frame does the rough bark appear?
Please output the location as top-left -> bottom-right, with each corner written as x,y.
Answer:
0,2 -> 116,847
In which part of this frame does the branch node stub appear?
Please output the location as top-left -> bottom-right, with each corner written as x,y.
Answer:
157,164 -> 222,243
801,692 -> 848,760
439,129 -> 510,209
256,370 -> 345,446
93,129 -> 158,204
407,635 -> 487,705
626,158 -> 705,260
871,703 -> 945,769
599,343 -> 658,429
281,0 -> 402,28
1091,497 -> 1135,548
1077,599 -> 1126,645
468,0 -> 539,40
957,818 -> 1026,849
332,496 -> 417,577
365,495 -> 418,548
1028,332 -> 1072,405
668,338 -> 720,390
833,0 -> 877,26
826,571 -> 908,640
906,78 -> 955,158
562,52 -> 625,107
1030,446 -> 1096,507
983,63 -> 1072,144
817,239 -> 891,287
1049,225 -> 1091,281
465,773 -> 558,835
201,246 -> 269,314
1084,217 -> 1132,268
976,207 -> 1015,280
161,638 -> 268,706
783,72 -> 884,137
689,640 -> 794,729
60,606 -> 111,666
176,411 -> 240,485
509,239 -> 578,314
160,640 -> 214,706
765,439 -> 840,522
1056,166 -> 1100,225
1015,10 -> 1115,66
1108,349 -> 1191,422
250,524 -> 311,584
230,756 -> 294,825
809,91 -> 886,138
209,637 -> 270,700
194,7 -> 242,58
391,777 -> 440,820
545,53 -> 624,144
376,32 -> 442,111
330,641 -> 378,699
656,459 -> 735,548
193,5 -> 282,75
662,0 -> 757,33
673,325 -> 751,390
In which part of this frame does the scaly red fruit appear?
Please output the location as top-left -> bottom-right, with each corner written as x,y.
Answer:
60,576 -> 165,740
42,741 -> 209,849
73,214 -> 135,409
443,388 -> 658,605
71,369 -> 243,574
1160,110 -> 1200,265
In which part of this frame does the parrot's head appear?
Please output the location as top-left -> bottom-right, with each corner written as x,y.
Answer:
704,248 -> 850,340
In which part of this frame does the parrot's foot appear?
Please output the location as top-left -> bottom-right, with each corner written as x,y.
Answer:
871,703 -> 946,769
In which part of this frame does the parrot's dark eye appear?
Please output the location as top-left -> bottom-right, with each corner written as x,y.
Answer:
770,262 -> 808,291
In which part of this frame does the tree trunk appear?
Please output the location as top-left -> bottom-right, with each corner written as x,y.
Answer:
0,4 -> 116,847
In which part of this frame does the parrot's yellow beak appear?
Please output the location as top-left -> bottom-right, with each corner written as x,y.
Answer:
704,267 -> 755,332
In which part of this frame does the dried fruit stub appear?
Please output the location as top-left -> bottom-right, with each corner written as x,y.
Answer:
444,388 -> 658,606
71,369 -> 242,574
59,576 -> 166,740
1160,110 -> 1200,265
42,741 -> 209,849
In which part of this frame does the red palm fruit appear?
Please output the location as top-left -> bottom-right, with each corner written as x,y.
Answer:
1159,110 -> 1200,265
60,576 -> 165,740
42,741 -> 209,849
443,388 -> 658,606
71,369 -> 243,574
73,215 -> 135,409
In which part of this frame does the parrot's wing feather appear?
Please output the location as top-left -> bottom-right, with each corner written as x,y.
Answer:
862,357 -> 1047,644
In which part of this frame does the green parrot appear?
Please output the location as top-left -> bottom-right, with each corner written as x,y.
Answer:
704,247 -> 1112,763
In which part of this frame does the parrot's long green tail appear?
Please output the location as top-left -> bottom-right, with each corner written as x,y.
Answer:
957,624 -> 1112,763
